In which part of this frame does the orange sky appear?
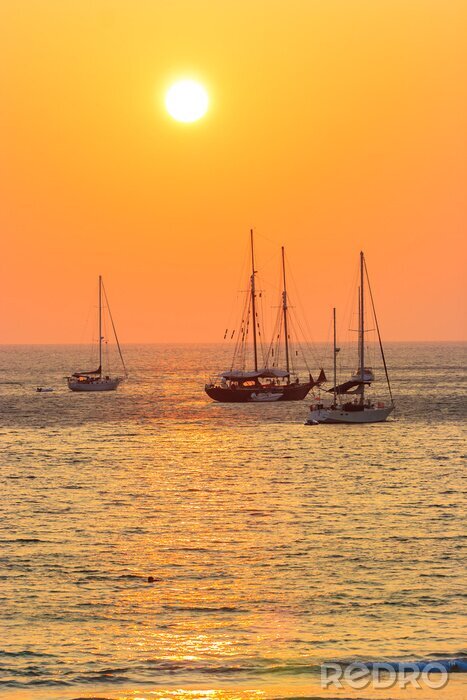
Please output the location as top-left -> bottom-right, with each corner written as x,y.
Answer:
1,0 -> 465,343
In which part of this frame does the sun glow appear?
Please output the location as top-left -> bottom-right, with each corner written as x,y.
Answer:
165,80 -> 209,123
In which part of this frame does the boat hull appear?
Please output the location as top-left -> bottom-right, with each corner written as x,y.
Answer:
306,405 -> 394,424
205,382 -> 313,403
67,378 -> 122,392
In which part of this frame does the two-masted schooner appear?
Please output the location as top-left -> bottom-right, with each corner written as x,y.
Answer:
67,276 -> 127,392
306,252 -> 395,424
205,231 -> 323,403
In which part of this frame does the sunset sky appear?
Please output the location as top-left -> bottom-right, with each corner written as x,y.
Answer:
1,0 -> 465,343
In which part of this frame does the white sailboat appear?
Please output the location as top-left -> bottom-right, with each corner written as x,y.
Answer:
306,252 -> 394,424
67,276 -> 127,392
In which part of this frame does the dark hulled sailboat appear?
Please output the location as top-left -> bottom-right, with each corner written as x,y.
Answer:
205,231 -> 323,403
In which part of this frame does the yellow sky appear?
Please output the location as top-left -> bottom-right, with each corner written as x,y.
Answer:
1,0 -> 465,342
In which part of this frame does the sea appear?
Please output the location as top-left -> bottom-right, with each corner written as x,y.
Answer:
0,342 -> 466,700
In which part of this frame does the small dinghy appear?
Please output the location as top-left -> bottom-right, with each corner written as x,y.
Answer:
36,387 -> 54,393
250,391 -> 282,402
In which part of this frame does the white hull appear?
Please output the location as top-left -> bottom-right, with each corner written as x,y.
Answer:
67,377 -> 122,392
306,405 -> 394,424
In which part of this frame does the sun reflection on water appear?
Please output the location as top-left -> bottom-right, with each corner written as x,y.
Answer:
138,692 -> 262,697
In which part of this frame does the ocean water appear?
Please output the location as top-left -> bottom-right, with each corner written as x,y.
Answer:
0,342 -> 466,700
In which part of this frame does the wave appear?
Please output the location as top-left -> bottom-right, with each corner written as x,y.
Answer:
321,656 -> 467,674
0,650 -> 56,658
1,679 -> 71,688
161,604 -> 246,613
2,658 -> 466,691
375,658 -> 467,673
0,538 -> 46,544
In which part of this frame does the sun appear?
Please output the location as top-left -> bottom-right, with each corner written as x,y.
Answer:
165,80 -> 209,123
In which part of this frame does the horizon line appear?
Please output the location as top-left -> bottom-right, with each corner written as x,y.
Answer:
0,339 -> 465,346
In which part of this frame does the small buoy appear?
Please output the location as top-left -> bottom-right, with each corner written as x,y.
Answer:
148,576 -> 155,583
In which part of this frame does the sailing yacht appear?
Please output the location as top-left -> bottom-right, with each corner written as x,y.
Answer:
306,252 -> 395,424
205,231 -> 321,403
67,276 -> 127,392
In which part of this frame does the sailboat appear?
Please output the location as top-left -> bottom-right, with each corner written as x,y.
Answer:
205,231 -> 320,403
306,252 -> 395,424
67,276 -> 127,392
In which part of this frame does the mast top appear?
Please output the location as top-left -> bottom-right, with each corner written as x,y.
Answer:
250,229 -> 258,372
281,245 -> 290,376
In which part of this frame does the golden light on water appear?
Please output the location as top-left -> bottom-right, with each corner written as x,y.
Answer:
92,691 -> 266,700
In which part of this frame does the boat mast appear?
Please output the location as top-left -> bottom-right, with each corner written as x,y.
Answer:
98,274 -> 102,377
250,229 -> 258,372
333,307 -> 337,405
281,246 -> 290,377
359,251 -> 365,403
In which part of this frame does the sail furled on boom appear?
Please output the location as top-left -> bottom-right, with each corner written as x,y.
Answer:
72,366 -> 101,377
326,379 -> 370,395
